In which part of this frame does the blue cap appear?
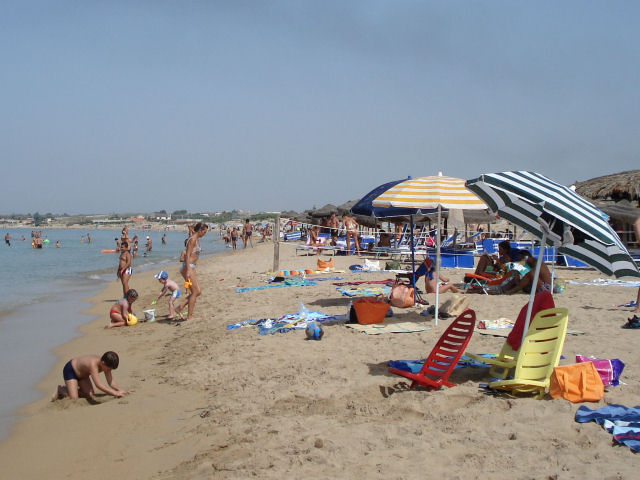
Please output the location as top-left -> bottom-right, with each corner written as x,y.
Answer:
155,270 -> 168,279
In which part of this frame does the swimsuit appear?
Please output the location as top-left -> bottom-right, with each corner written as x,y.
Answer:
63,361 -> 79,382
171,289 -> 181,299
245,231 -> 252,237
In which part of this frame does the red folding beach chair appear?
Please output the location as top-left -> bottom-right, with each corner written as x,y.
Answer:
388,309 -> 476,390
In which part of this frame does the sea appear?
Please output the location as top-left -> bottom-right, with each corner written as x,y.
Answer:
0,227 -> 227,441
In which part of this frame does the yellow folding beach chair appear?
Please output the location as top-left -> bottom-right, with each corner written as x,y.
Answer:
488,308 -> 568,399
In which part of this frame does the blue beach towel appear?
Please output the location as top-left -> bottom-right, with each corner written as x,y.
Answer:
575,404 -> 640,453
236,278 -> 318,293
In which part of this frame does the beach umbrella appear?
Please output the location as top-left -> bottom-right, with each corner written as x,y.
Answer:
466,171 -> 640,342
352,178 -> 437,304
351,179 -> 433,219
372,174 -> 487,324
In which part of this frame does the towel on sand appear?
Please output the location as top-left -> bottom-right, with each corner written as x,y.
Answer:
346,322 -> 430,335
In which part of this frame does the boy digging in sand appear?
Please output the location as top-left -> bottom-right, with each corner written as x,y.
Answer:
51,351 -> 128,402
153,270 -> 180,319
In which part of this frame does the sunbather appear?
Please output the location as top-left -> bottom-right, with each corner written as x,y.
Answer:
415,258 -> 460,294
474,240 -> 521,276
503,256 -> 552,294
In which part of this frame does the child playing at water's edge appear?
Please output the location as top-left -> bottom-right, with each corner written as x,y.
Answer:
108,289 -> 138,328
51,351 -> 128,402
153,270 -> 180,319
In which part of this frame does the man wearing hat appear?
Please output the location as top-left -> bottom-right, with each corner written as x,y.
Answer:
145,235 -> 152,253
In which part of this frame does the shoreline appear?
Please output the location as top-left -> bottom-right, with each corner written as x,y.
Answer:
2,242 -> 640,478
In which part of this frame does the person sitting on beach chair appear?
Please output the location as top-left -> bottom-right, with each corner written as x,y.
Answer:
502,256 -> 552,294
474,240 -> 521,276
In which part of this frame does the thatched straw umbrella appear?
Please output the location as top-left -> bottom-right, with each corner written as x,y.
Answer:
574,170 -> 640,204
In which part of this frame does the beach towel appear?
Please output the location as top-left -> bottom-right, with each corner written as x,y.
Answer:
567,279 -> 640,288
387,354 -> 496,373
236,278 -> 317,293
226,310 -> 344,335
349,264 -> 386,273
333,280 -> 394,287
575,405 -> 640,453
477,318 -> 514,330
346,322 -> 430,335
506,290 -> 555,351
337,286 -> 392,297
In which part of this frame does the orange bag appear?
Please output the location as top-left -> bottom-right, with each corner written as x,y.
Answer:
389,280 -> 415,308
317,257 -> 334,270
549,362 -> 604,403
353,297 -> 390,324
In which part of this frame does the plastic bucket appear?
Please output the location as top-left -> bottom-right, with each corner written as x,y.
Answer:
143,309 -> 155,322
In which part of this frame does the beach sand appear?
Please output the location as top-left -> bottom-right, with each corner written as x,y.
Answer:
1,242 -> 640,479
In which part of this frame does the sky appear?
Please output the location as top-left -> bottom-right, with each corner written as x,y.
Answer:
1,1 -> 639,215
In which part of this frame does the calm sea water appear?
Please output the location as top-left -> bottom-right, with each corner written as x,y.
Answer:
0,227 -> 227,440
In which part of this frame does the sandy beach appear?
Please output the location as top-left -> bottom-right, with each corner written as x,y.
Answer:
1,241 -> 640,479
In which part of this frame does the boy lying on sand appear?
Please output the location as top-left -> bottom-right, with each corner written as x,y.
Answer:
51,351 -> 128,402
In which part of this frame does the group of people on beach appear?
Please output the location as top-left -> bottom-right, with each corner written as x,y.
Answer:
110,222 -> 209,328
52,222 -> 210,402
223,219 -> 270,250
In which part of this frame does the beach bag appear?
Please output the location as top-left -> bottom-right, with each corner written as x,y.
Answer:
317,257 -> 334,270
385,260 -> 400,270
576,355 -> 625,387
549,362 -> 604,403
389,280 -> 415,308
353,297 -> 390,325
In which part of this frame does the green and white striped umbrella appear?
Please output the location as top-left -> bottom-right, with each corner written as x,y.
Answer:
466,171 -> 639,279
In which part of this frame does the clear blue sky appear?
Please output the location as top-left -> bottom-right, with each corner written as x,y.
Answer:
2,1 -> 639,214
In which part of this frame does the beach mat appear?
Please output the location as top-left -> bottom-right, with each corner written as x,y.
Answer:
345,321 -> 430,335
476,328 -> 585,338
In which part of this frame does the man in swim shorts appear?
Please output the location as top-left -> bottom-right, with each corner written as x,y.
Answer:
52,351 -> 128,402
243,219 -> 253,248
4,233 -> 10,246
117,241 -> 132,296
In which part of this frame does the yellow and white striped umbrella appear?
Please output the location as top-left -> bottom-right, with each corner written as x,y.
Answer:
372,174 -> 486,326
372,175 -> 486,210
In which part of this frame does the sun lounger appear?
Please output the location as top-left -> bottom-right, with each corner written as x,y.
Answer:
488,307 -> 568,399
388,309 -> 476,390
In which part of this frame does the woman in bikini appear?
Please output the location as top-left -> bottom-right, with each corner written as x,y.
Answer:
342,214 -> 360,256
176,222 -> 208,320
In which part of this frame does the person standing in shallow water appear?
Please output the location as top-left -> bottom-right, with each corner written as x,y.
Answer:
176,222 -> 208,320
4,233 -> 10,246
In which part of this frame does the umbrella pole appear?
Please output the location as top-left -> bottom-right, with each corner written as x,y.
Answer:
410,215 -> 417,304
435,205 -> 441,326
522,231 -> 546,345
551,247 -> 556,293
